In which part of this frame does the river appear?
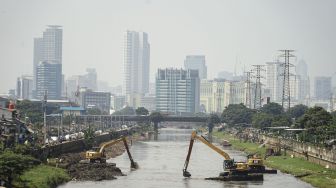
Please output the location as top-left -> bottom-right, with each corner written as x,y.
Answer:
60,128 -> 313,188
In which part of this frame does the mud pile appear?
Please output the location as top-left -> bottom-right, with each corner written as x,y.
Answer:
68,163 -> 124,181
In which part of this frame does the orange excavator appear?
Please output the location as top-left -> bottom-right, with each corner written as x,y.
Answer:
85,136 -> 138,169
183,131 -> 263,181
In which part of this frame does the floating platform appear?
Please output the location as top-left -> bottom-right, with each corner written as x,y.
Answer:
248,168 -> 277,174
205,174 -> 264,181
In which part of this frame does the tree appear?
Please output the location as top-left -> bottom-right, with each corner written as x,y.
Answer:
207,114 -> 221,133
296,106 -> 332,129
87,108 -> 105,115
135,107 -> 149,116
271,114 -> 292,127
0,151 -> 39,187
252,113 -> 273,129
16,100 -> 43,124
221,104 -> 255,126
260,102 -> 284,116
287,104 -> 308,119
149,111 -> 163,124
112,106 -> 135,115
295,107 -> 333,144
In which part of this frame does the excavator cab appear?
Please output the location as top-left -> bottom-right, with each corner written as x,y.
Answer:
85,136 -> 138,169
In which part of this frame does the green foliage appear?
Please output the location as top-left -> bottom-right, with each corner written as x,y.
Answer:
135,107 -> 149,116
260,102 -> 284,116
221,104 -> 255,126
0,151 -> 40,186
287,104 -> 308,119
207,113 -> 221,133
16,100 -> 43,124
18,165 -> 70,188
252,113 -> 273,129
149,111 -> 163,123
87,108 -> 107,115
296,106 -> 332,129
113,106 -> 135,115
83,127 -> 95,149
271,114 -> 292,127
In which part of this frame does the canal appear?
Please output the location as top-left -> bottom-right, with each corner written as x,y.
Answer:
60,128 -> 313,188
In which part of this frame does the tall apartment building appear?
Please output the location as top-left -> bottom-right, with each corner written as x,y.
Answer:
79,89 -> 111,114
266,61 -> 283,102
296,60 -> 310,102
123,31 -> 150,100
200,79 -> 250,113
315,76 -> 332,100
184,55 -> 207,79
16,75 -> 33,99
33,25 -> 63,99
156,68 -> 200,114
36,61 -> 62,100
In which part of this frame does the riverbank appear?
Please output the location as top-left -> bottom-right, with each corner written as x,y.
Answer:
15,165 -> 71,188
213,131 -> 336,188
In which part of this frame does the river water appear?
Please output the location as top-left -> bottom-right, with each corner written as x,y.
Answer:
60,128 -> 312,188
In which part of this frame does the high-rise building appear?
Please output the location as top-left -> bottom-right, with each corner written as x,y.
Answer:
123,30 -> 150,98
36,61 -> 62,100
295,60 -> 310,102
315,76 -> 332,100
266,61 -> 283,102
200,79 -> 251,113
33,25 -> 63,98
79,89 -> 111,114
16,75 -> 33,99
184,55 -> 207,79
156,68 -> 200,114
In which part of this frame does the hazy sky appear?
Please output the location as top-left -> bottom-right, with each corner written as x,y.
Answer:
1,0 -> 336,93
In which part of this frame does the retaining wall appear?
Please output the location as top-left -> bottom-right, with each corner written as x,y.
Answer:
259,134 -> 336,169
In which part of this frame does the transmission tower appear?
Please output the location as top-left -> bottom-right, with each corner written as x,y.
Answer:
279,50 -> 295,110
244,71 -> 253,108
252,65 -> 265,109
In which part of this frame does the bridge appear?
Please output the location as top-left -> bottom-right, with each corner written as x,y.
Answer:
66,115 -> 209,132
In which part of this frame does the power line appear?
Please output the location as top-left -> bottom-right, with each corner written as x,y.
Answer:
244,71 -> 253,108
252,65 -> 265,109
279,50 -> 295,110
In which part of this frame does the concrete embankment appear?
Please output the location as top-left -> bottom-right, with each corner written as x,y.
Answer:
213,131 -> 336,188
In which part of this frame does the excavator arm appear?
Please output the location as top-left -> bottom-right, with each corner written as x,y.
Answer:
183,131 -> 234,177
88,136 -> 138,168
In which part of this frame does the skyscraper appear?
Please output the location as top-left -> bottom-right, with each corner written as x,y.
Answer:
156,68 -> 200,114
36,61 -> 62,100
184,55 -> 207,79
16,75 -> 33,99
296,59 -> 310,102
266,61 -> 283,102
33,25 -> 63,98
123,30 -> 150,97
315,76 -> 332,100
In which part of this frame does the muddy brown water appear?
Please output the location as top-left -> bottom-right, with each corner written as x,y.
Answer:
60,128 -> 313,188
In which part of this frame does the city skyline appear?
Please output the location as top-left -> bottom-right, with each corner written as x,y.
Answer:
1,0 -> 336,93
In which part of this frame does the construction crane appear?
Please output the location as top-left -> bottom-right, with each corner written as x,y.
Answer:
85,136 -> 138,169
183,131 -> 265,181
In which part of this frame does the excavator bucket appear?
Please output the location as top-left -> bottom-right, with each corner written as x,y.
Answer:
131,161 -> 139,169
183,170 -> 191,177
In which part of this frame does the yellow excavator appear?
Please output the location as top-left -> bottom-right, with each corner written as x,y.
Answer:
183,131 -> 264,181
85,136 -> 138,169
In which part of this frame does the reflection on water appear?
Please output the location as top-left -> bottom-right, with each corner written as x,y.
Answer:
60,128 -> 312,188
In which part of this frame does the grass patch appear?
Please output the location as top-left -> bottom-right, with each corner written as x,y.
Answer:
213,130 -> 336,188
16,165 -> 71,188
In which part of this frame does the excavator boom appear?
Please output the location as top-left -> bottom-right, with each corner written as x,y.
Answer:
183,131 -> 234,177
86,136 -> 138,168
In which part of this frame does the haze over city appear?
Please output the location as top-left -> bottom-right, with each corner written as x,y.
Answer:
1,0 -> 336,93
